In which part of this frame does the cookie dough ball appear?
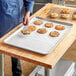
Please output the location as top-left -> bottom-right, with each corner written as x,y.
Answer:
34,20 -> 43,25
50,13 -> 58,18
55,25 -> 65,30
72,14 -> 76,20
61,9 -> 70,14
37,28 -> 47,34
45,23 -> 53,28
60,14 -> 69,19
74,11 -> 76,14
21,29 -> 31,34
28,25 -> 36,31
49,31 -> 60,37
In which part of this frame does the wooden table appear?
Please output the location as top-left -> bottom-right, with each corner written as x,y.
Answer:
0,3 -> 76,76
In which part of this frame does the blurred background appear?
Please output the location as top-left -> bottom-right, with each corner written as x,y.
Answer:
33,0 -> 76,13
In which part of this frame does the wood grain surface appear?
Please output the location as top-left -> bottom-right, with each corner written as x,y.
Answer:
0,3 -> 76,69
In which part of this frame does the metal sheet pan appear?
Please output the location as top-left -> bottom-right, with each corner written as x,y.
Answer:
3,17 -> 73,55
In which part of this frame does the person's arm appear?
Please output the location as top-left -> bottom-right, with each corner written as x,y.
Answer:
23,0 -> 34,25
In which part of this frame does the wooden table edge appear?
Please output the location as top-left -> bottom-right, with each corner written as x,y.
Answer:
0,3 -> 76,69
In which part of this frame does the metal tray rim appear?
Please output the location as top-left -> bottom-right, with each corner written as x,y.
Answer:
3,17 -> 73,55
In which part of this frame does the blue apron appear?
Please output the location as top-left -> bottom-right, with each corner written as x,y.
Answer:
0,0 -> 23,37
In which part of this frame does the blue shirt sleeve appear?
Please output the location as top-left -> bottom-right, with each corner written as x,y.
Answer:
23,0 -> 34,13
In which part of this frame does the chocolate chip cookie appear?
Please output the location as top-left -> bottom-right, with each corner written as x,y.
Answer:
21,29 -> 31,34
45,23 -> 53,28
34,20 -> 43,25
55,25 -> 65,30
28,25 -> 36,31
37,28 -> 47,34
49,31 -> 60,37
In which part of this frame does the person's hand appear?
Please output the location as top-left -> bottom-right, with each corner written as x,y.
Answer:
23,11 -> 30,26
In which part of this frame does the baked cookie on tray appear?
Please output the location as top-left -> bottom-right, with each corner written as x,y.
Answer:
37,28 -> 47,34
45,23 -> 53,28
50,13 -> 58,18
21,29 -> 31,34
60,14 -> 69,19
74,11 -> 76,14
28,25 -> 36,31
49,31 -> 60,37
61,9 -> 70,14
33,20 -> 43,25
72,14 -> 76,20
55,25 -> 65,30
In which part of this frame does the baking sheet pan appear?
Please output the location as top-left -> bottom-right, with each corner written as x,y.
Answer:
3,17 -> 73,55
47,7 -> 76,20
